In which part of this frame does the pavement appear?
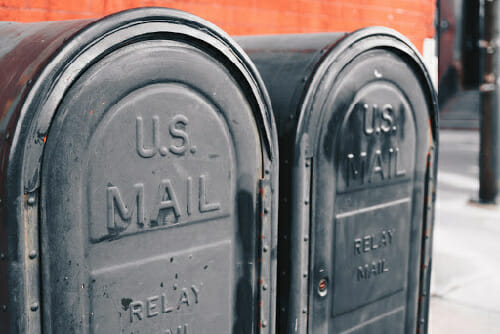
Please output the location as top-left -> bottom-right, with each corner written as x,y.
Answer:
429,128 -> 500,333
439,90 -> 480,130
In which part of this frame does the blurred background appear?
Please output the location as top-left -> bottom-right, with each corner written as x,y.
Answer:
1,0 -> 499,333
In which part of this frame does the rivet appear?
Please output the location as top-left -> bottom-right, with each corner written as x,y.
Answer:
28,250 -> 37,259
262,320 -> 267,328
302,308 -> 307,314
262,284 -> 268,291
420,318 -> 425,324
304,200 -> 309,205
303,272 -> 308,278
264,169 -> 270,175
264,208 -> 269,214
263,245 -> 268,252
304,236 -> 309,242
5,133 -> 10,140
30,302 -> 39,312
27,196 -> 35,206
0,253 -> 5,260
1,305 -> 6,312
305,161 -> 310,167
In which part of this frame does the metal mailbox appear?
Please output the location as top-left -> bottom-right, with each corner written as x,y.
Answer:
237,29 -> 438,333
0,8 -> 278,333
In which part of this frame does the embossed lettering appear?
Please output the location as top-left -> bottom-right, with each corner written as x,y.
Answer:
191,285 -> 199,304
151,179 -> 181,224
136,114 -> 194,158
169,115 -> 190,155
178,288 -> 190,309
363,103 -> 376,135
107,183 -> 144,232
162,294 -> 174,314
346,152 -> 367,186
147,296 -> 160,317
354,229 -> 395,255
380,104 -> 395,133
136,116 -> 159,158
369,150 -> 385,182
357,259 -> 389,281
199,174 -> 221,213
165,324 -> 188,334
345,148 -> 405,188
361,103 -> 397,136
130,301 -> 144,322
129,285 -> 199,323
395,147 -> 406,177
106,174 -> 221,236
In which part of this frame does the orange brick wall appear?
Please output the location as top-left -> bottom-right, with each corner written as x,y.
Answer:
0,0 -> 436,53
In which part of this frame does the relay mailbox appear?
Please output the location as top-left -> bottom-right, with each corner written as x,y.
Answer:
0,8 -> 278,333
237,28 -> 438,334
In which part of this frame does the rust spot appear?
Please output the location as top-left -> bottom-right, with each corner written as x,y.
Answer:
259,188 -> 265,195
90,110 -> 94,114
260,235 -> 265,240
43,136 -> 47,143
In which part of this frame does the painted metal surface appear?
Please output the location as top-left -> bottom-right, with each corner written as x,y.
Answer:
237,29 -> 438,334
0,8 -> 278,333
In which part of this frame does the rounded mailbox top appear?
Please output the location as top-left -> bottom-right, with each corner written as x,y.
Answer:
297,26 -> 438,147
6,7 -> 277,192
2,8 -> 278,334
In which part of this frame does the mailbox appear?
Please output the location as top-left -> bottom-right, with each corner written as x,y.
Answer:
237,28 -> 438,333
0,8 -> 278,333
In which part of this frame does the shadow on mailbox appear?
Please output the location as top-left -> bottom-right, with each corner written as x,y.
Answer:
0,8 -> 278,333
237,28 -> 438,334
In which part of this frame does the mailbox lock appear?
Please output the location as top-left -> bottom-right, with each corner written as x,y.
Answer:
318,277 -> 328,297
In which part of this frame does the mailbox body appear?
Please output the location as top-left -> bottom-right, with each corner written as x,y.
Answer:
0,9 -> 278,333
237,30 -> 438,334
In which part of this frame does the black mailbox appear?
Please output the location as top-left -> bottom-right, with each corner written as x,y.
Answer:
0,8 -> 278,333
237,29 -> 438,333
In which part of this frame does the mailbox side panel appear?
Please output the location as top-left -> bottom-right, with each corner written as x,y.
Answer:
0,19 -> 92,334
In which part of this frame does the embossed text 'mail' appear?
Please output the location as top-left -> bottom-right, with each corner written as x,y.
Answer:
107,174 -> 220,235
344,103 -> 406,189
354,229 -> 395,281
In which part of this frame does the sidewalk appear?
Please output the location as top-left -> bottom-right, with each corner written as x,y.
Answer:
429,130 -> 500,333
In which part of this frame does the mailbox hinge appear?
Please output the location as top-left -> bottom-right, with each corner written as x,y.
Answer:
258,178 -> 273,333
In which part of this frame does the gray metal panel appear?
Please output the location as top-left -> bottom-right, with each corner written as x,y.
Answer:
0,8 -> 278,333
238,29 -> 438,333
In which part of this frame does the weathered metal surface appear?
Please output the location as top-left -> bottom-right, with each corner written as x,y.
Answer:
0,8 -> 278,333
237,29 -> 438,334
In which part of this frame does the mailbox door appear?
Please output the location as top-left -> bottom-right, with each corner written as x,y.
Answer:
296,33 -> 437,333
14,9 -> 279,334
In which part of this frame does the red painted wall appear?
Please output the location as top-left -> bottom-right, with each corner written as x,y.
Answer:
0,0 -> 436,53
